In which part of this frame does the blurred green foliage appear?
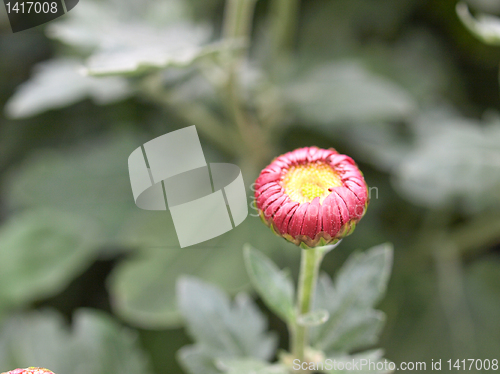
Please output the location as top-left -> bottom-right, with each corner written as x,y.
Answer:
1,0 -> 500,373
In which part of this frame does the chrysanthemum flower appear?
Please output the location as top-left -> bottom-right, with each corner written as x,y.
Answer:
2,369 -> 55,374
254,147 -> 369,248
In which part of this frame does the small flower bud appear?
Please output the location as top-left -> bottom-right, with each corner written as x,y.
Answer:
254,147 -> 369,248
2,368 -> 55,374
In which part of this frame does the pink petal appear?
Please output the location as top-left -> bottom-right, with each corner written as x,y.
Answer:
265,164 -> 283,173
301,197 -> 320,238
256,185 -> 282,210
332,192 -> 349,226
321,193 -> 341,236
288,202 -> 309,237
256,183 -> 281,200
254,172 -> 281,191
285,150 -> 300,165
306,147 -> 320,162
273,201 -> 299,234
328,154 -> 355,167
264,194 -> 288,219
344,180 -> 368,203
282,204 -> 299,234
254,181 -> 279,198
314,148 -> 336,162
271,158 -> 290,170
290,148 -> 309,164
340,169 -> 363,181
334,187 -> 363,219
258,191 -> 283,212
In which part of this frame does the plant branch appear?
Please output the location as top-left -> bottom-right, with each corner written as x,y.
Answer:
170,101 -> 243,157
139,73 -> 241,157
410,210 -> 500,263
433,238 -> 477,358
291,247 -> 325,364
223,0 -> 258,43
450,211 -> 500,257
269,0 -> 300,64
221,0 -> 273,170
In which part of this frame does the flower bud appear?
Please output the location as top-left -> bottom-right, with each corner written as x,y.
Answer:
2,368 -> 55,374
254,147 -> 369,248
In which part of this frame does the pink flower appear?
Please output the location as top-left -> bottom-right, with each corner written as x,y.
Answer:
2,368 -> 55,374
254,147 -> 369,248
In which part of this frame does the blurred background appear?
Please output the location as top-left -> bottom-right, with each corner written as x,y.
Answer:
0,0 -> 500,372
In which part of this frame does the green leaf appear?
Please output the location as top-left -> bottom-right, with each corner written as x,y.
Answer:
177,277 -> 277,361
177,345 -> 221,374
466,0 -> 500,13
186,0 -> 224,21
109,214 -> 293,328
295,0 -> 420,61
0,309 -> 152,374
46,0 -> 192,50
0,5 -> 9,28
465,257 -> 500,353
243,244 -> 295,322
344,122 -> 410,172
4,132 -> 146,242
344,108 -> 500,212
285,61 -> 416,125
311,243 -> 393,355
84,40 -> 234,77
297,309 -> 330,327
457,3 -> 500,46
109,242 -> 251,327
0,210 -> 99,312
216,358 -> 289,374
322,349 -> 394,374
356,30 -> 462,107
4,58 -> 130,118
3,130 -> 295,328
393,110 -> 500,212
46,0 -> 223,76
176,277 -> 279,374
383,255 -> 500,364
176,354 -> 290,374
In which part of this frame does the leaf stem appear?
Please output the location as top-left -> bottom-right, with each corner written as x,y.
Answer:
221,0 -> 273,170
222,0 -> 257,43
433,238 -> 477,358
138,73 -> 241,157
291,246 -> 325,363
269,0 -> 300,64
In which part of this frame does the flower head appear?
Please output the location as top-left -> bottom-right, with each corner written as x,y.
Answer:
2,368 -> 55,374
254,147 -> 369,248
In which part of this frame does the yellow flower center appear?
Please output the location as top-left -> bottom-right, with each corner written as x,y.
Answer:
282,162 -> 342,203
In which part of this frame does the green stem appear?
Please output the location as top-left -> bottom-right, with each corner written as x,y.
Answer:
221,0 -> 273,170
170,101 -> 242,157
138,74 -> 241,157
269,0 -> 300,63
223,0 -> 257,43
292,247 -> 325,362
433,238 -> 476,358
450,211 -> 500,257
